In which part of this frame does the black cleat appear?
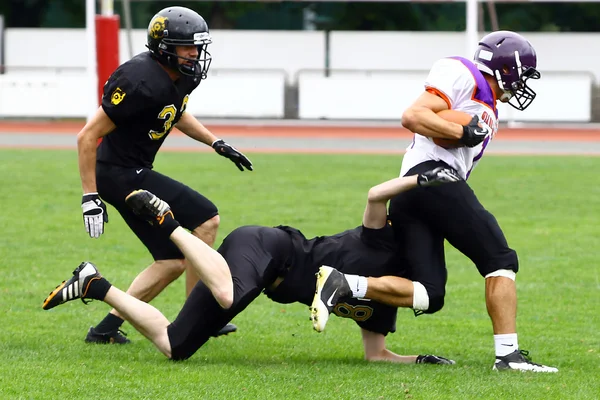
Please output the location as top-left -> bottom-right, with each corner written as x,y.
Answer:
416,354 -> 456,365
85,326 -> 131,345
212,323 -> 237,338
125,190 -> 174,226
493,350 -> 558,372
310,265 -> 351,332
42,262 -> 103,310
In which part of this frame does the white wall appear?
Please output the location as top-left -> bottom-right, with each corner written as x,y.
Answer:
299,70 -> 593,122
329,32 -> 468,73
6,29 -> 599,80
299,71 -> 428,120
0,74 -> 89,118
186,70 -> 286,118
4,28 -> 325,79
328,32 -> 600,80
0,71 -> 287,119
1,29 -> 598,121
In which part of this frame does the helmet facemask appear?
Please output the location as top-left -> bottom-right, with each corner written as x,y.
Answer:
495,51 -> 540,111
159,32 -> 212,81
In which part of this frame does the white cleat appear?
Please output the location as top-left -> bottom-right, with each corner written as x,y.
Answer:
493,350 -> 558,373
309,265 -> 351,333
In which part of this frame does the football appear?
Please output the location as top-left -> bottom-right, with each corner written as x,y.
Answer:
432,109 -> 474,149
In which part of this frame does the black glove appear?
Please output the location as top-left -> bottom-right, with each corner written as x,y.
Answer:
417,167 -> 462,187
212,139 -> 253,171
460,115 -> 491,147
81,193 -> 108,238
416,354 -> 456,365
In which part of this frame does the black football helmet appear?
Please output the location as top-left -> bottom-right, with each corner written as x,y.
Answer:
146,6 -> 212,80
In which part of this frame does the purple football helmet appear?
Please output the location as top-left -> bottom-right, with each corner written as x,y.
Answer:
474,31 -> 540,111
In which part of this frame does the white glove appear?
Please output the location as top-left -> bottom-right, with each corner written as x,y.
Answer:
81,193 -> 108,238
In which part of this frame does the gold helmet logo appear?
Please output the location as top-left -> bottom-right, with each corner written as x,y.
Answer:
149,16 -> 167,39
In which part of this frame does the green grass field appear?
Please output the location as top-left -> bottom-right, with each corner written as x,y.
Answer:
0,149 -> 598,400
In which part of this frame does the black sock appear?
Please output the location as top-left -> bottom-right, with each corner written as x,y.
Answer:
94,312 -> 124,333
87,276 -> 112,301
160,216 -> 180,236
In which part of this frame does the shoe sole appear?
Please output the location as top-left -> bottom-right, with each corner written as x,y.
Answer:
124,190 -> 151,214
310,266 -> 333,333
125,189 -> 146,203
125,190 -> 173,225
85,327 -> 131,345
42,280 -> 67,310
493,361 -> 558,373
492,364 -> 558,373
85,337 -> 131,345
212,330 -> 236,338
85,338 -> 131,344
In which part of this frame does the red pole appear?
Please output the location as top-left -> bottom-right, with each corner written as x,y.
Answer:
95,14 -> 120,106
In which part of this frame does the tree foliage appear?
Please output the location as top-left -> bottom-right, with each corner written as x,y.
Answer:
0,1 -> 598,32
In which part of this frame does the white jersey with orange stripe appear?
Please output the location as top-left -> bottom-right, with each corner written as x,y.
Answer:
400,56 -> 500,180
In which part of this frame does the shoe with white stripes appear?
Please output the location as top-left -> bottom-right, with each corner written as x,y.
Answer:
493,350 -> 558,373
125,189 -> 174,227
42,262 -> 103,310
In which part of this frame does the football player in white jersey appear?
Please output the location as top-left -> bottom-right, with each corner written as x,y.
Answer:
311,31 -> 558,373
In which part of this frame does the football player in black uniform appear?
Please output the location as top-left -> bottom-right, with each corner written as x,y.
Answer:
76,6 -> 251,344
43,167 -> 459,363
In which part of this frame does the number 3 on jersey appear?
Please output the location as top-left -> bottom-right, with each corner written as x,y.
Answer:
148,95 -> 190,140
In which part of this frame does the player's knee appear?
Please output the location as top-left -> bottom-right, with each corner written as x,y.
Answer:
215,288 -> 234,310
413,281 -> 445,314
427,294 -> 445,314
193,215 -> 220,246
155,259 -> 186,280
202,214 -> 220,233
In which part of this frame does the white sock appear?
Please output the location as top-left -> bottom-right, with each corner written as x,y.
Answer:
494,333 -> 519,357
343,274 -> 368,298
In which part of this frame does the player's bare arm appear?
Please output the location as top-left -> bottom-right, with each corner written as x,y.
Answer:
361,329 -> 454,365
361,328 -> 417,363
77,107 -> 116,193
77,107 -> 116,238
362,169 -> 462,229
401,91 -> 463,139
175,111 -> 218,146
363,175 -> 419,229
176,112 -> 253,171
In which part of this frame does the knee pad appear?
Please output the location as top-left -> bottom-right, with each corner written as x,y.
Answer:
412,281 -> 445,314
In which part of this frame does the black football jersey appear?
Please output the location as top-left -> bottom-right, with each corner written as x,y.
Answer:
98,52 -> 201,168
273,224 -> 400,335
